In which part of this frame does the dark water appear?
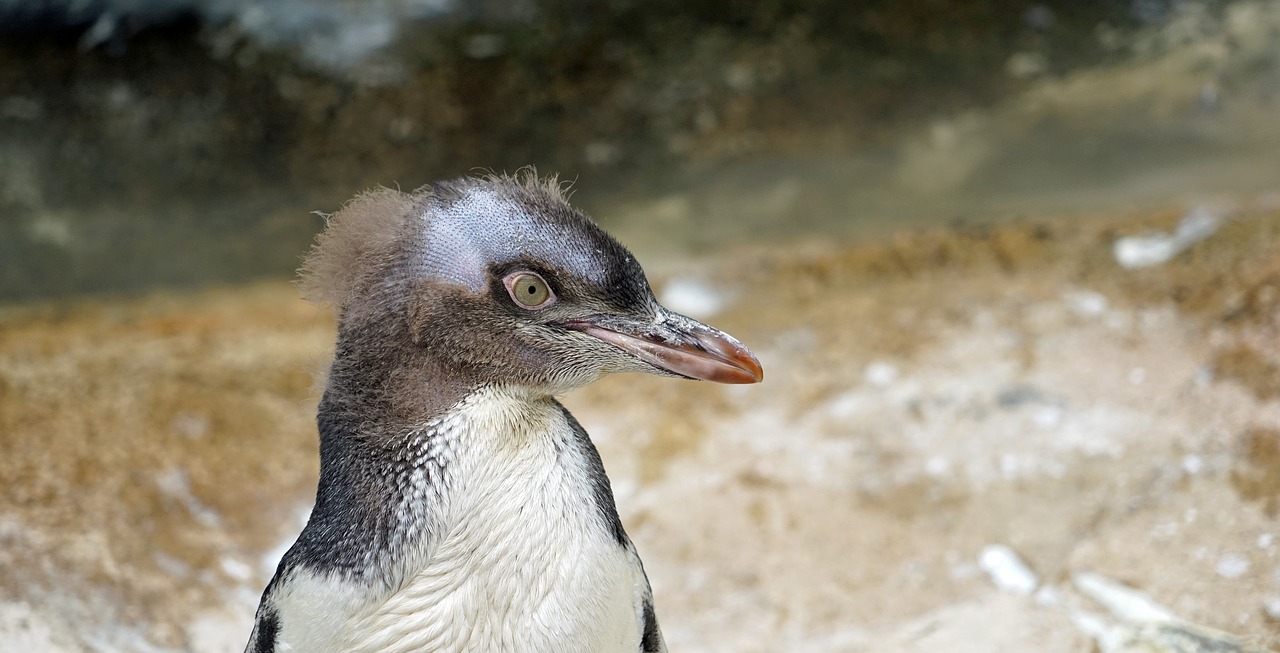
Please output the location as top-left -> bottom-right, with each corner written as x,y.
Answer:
1,0 -> 1278,299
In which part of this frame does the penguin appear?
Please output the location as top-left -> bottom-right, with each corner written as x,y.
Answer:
244,174 -> 763,653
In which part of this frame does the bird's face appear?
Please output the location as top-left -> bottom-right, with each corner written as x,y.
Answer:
401,179 -> 763,395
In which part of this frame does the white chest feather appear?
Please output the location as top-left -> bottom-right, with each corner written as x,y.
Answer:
268,388 -> 649,653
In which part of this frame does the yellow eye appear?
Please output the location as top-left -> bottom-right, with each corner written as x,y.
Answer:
506,272 -> 554,308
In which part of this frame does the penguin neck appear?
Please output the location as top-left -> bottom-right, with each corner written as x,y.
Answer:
283,315 -> 472,572
302,375 -> 571,585
324,308 -> 486,423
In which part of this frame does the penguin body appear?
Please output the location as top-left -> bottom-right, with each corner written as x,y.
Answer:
245,175 -> 760,653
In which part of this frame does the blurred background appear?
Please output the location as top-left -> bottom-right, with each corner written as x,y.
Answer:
1,0 -> 1277,298
2,1 -> 1280,651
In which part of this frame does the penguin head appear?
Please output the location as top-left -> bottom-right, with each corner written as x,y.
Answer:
302,174 -> 762,397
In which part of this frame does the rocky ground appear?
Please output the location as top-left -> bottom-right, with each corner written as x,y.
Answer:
2,199 -> 1278,652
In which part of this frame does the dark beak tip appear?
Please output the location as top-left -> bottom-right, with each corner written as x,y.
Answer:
688,328 -> 764,384
718,371 -> 763,385
719,351 -> 764,384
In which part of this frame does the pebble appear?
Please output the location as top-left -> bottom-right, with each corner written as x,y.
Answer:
863,361 -> 899,387
1113,205 -> 1224,269
1181,455 -> 1204,475
978,544 -> 1038,595
219,557 -> 253,583
1032,405 -> 1063,429
1263,596 -> 1280,621
1216,553 -> 1251,579
1064,290 -> 1109,316
1073,571 -> 1175,623
660,276 -> 729,318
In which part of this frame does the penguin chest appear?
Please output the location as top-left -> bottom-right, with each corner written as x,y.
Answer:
275,393 -> 649,653
370,465 -> 644,653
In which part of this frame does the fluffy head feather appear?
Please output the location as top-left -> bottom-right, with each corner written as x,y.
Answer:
299,187 -> 417,310
298,171 -> 577,315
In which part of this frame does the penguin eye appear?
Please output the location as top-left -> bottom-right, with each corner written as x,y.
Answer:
504,271 -> 556,309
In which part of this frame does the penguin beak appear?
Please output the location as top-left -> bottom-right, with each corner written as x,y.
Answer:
563,309 -> 764,384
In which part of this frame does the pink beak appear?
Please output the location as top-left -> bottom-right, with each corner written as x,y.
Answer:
564,312 -> 763,384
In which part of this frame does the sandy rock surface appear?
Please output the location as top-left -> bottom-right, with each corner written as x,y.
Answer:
1,204 -> 1278,651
